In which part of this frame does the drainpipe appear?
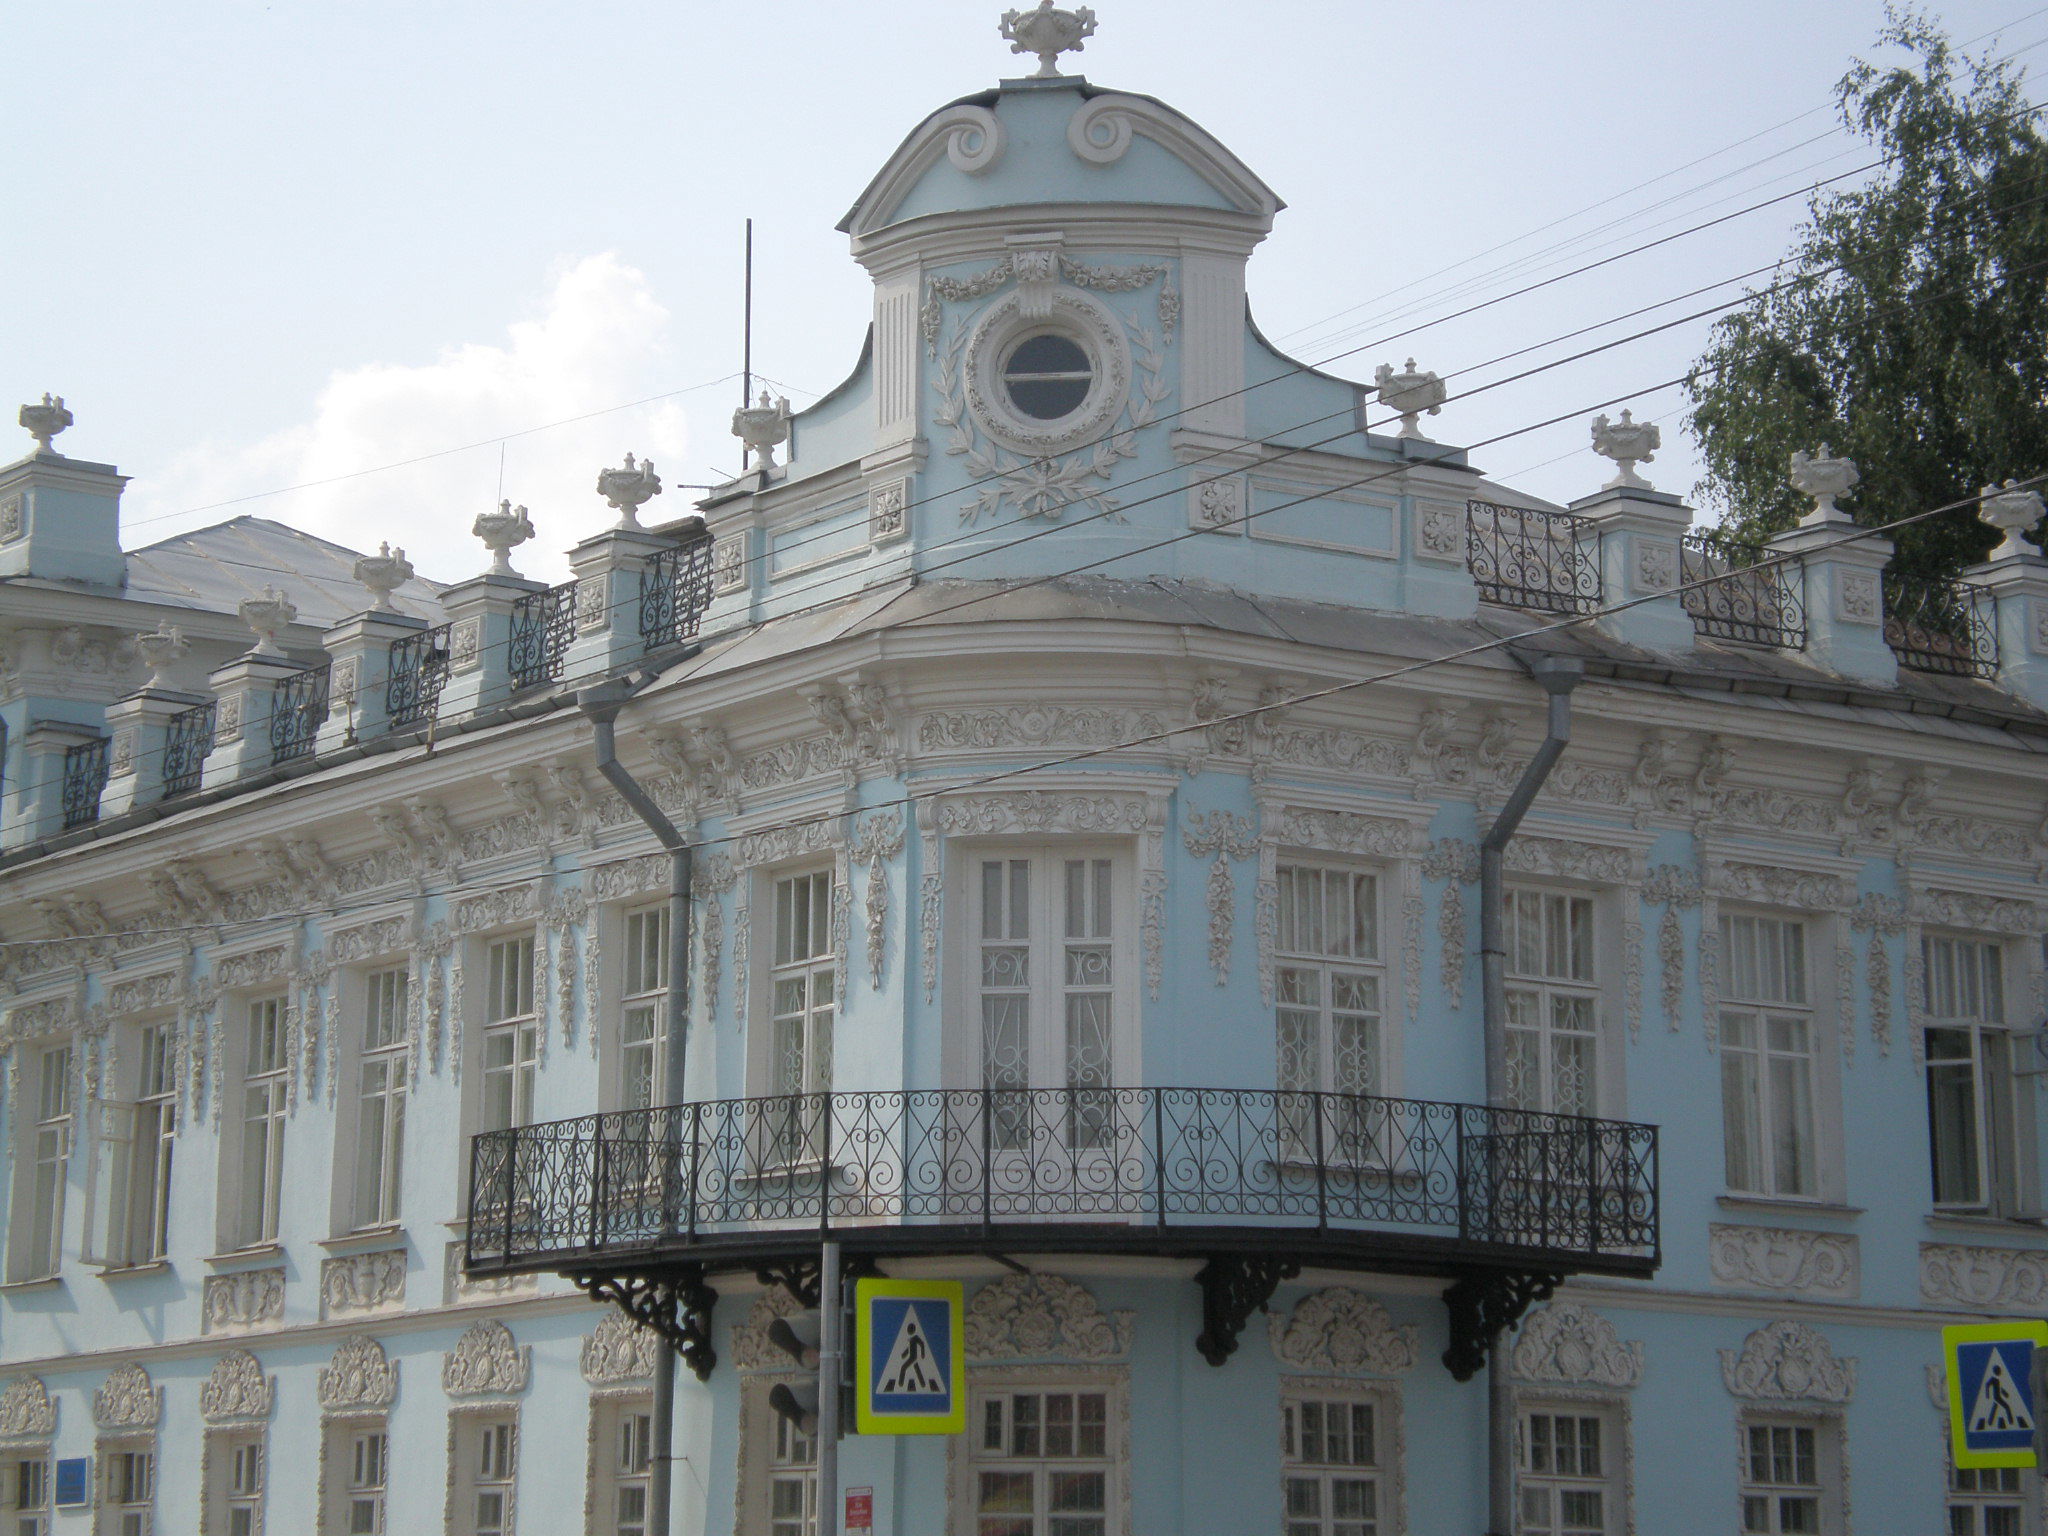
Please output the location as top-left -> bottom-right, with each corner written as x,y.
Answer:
1476,652 -> 1582,1536
580,676 -> 693,1536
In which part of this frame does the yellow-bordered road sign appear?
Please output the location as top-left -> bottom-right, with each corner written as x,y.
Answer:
855,1278 -> 966,1435
1945,1320 -> 2048,1469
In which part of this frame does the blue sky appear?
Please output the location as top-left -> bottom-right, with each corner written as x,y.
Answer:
6,1 -> 2044,580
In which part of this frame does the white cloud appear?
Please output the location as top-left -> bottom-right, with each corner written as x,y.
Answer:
128,253 -> 700,584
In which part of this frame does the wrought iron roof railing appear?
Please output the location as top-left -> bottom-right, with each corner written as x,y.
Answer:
387,624 -> 452,729
639,528 -> 717,654
510,581 -> 578,690
1884,572 -> 2000,679
1466,499 -> 1601,615
466,1086 -> 1659,1280
162,701 -> 216,799
1679,533 -> 1807,649
61,738 -> 110,829
269,665 -> 329,766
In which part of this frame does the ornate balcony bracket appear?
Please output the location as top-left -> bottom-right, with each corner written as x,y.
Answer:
1440,1268 -> 1561,1382
1194,1254 -> 1302,1367
574,1267 -> 720,1382
755,1258 -> 821,1309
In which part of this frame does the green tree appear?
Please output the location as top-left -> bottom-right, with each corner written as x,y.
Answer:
1685,9 -> 2048,578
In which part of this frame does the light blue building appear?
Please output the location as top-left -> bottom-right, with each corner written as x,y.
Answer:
5,9 -> 2048,1535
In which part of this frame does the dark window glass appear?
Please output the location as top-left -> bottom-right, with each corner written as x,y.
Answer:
1003,334 -> 1092,420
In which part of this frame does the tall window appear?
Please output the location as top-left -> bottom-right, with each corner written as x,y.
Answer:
620,907 -> 670,1110
1720,916 -> 1818,1199
1275,864 -> 1382,1097
103,1445 -> 154,1536
971,1387 -> 1113,1536
127,1024 -> 177,1263
1925,937 -> 2027,1215
456,1417 -> 517,1536
321,1423 -> 386,1536
235,997 -> 289,1248
975,853 -> 1120,1149
1739,1419 -> 1835,1535
1282,1392 -> 1382,1536
1519,1407 -> 1618,1535
207,1434 -> 263,1536
354,969 -> 408,1229
1947,1462 -> 2025,1536
769,1412 -> 816,1536
1505,891 -> 1598,1116
481,938 -> 538,1133
5,1453 -> 49,1536
593,1401 -> 652,1536
771,873 -> 835,1099
14,1044 -> 72,1281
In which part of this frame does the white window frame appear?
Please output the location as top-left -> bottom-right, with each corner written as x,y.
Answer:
1503,887 -> 1604,1118
202,1428 -> 265,1536
98,1436 -> 156,1536
447,1411 -> 518,1536
1737,1413 -> 1843,1536
317,1416 -> 389,1536
346,966 -> 410,1232
1280,1380 -> 1403,1536
1944,1425 -> 2037,1536
615,905 -> 671,1113
222,995 -> 289,1252
1924,934 -> 2036,1218
738,1376 -> 818,1536
1,1447 -> 51,1536
1516,1397 -> 1627,1536
85,1020 -> 178,1272
477,936 -> 539,1135
8,1041 -> 73,1282
952,1367 -> 1129,1536
587,1393 -> 653,1536
1274,861 -> 1386,1101
1719,912 -> 1833,1202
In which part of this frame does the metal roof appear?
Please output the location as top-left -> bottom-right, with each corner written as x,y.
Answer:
124,516 -> 446,627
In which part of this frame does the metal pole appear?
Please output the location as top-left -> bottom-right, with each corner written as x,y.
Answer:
818,1239 -> 843,1536
742,217 -> 755,454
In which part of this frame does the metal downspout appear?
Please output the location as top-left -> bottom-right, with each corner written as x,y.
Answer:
581,678 -> 693,1536
1476,653 -> 1582,1536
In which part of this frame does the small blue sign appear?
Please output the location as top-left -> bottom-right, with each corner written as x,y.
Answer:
53,1457 -> 88,1507
1958,1338 -> 2037,1454
855,1278 -> 965,1434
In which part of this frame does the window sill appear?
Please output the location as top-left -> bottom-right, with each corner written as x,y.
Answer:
1925,1212 -> 2048,1238
90,1260 -> 172,1282
317,1226 -> 408,1255
1716,1195 -> 1862,1221
203,1244 -> 286,1271
0,1276 -> 64,1293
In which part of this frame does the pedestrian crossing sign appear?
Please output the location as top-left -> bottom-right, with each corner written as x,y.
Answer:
1945,1320 -> 2048,1469
855,1278 -> 966,1435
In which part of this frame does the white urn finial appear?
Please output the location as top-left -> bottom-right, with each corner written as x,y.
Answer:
1978,479 -> 2046,561
472,499 -> 536,576
134,620 -> 188,690
238,587 -> 298,659
999,1 -> 1097,78
353,542 -> 415,613
1590,409 -> 1662,492
1789,444 -> 1859,526
1372,358 -> 1447,439
18,393 -> 72,454
596,453 -> 664,530
732,392 -> 793,472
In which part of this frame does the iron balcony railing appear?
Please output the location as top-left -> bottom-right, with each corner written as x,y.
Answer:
1466,499 -> 1601,615
61,738 -> 110,829
269,665 -> 329,765
1679,533 -> 1807,649
162,701 -> 216,799
638,528 -> 717,654
467,1087 -> 1658,1277
510,580 -> 578,690
1884,572 -> 2000,679
387,624 -> 453,729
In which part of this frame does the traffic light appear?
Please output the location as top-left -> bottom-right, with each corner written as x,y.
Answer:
767,1310 -> 824,1435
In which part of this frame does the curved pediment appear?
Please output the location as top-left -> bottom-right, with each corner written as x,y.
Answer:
840,85 -> 1282,239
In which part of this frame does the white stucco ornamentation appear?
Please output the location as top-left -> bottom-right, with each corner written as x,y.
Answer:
471,500 -> 535,576
965,1273 -> 1133,1361
1268,1288 -> 1418,1377
1184,811 -> 1258,986
1190,474 -> 1244,532
733,392 -> 792,471
1373,359 -> 1446,438
596,453 -> 663,530
1850,894 -> 1904,1058
581,1312 -> 660,1385
318,1336 -> 399,1412
19,393 -> 71,452
731,1287 -> 804,1371
1978,479 -> 2044,559
1838,569 -> 1881,622
1511,1303 -> 1643,1389
1790,445 -> 1859,525
0,1377 -> 56,1441
352,543 -> 414,612
1920,1243 -> 2048,1311
1000,1 -> 1096,78
199,1349 -> 274,1424
203,1267 -> 285,1334
442,1319 -> 530,1398
1591,409 -> 1661,492
1709,1225 -> 1857,1297
852,810 -> 906,988
321,1250 -> 407,1319
1720,1321 -> 1856,1403
1420,840 -> 1477,1007
93,1363 -> 161,1431
134,621 -> 188,689
0,494 -> 19,543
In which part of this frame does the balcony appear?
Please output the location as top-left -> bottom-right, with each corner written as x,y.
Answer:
387,623 -> 452,729
61,738 -> 110,829
1679,533 -> 1807,649
509,581 -> 578,690
1465,499 -> 1601,615
638,529 -> 717,654
268,665 -> 329,765
1884,571 -> 1999,679
467,1086 -> 1658,1380
162,701 -> 216,798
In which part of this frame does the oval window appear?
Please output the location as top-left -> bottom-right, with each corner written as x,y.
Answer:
1001,333 -> 1093,421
